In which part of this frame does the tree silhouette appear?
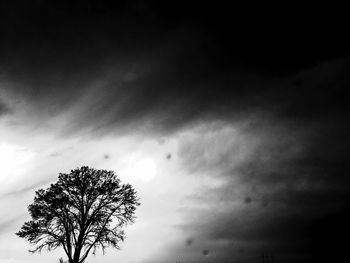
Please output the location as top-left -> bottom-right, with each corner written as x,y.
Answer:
16,166 -> 140,263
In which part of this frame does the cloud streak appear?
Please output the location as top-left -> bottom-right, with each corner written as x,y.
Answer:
0,3 -> 349,263
173,99 -> 350,262
1,2 -> 348,139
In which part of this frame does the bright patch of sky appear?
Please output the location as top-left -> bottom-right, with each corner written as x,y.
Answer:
0,114 -> 234,263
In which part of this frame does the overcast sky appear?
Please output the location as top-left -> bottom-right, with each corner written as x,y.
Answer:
0,2 -> 349,263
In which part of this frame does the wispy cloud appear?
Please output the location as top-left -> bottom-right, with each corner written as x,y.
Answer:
0,3 -> 348,263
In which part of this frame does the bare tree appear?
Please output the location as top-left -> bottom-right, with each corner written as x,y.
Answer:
16,166 -> 140,263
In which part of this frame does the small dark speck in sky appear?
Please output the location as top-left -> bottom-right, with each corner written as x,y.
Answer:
202,249 -> 209,256
166,153 -> 171,160
262,200 -> 269,207
185,237 -> 193,246
244,196 -> 252,204
103,154 -> 110,160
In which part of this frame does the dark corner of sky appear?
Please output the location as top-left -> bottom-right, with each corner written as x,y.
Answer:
0,1 -> 350,263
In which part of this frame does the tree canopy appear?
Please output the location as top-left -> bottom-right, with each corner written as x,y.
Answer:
16,166 -> 140,263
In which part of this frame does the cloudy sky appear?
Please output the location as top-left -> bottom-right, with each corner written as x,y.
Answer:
0,1 -> 349,263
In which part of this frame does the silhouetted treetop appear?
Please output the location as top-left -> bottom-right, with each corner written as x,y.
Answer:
16,166 -> 140,263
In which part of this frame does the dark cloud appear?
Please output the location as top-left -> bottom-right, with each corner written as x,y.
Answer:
0,2 -> 349,138
4,55 -> 349,138
175,105 -> 350,263
0,2 -> 349,262
172,58 -> 350,261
